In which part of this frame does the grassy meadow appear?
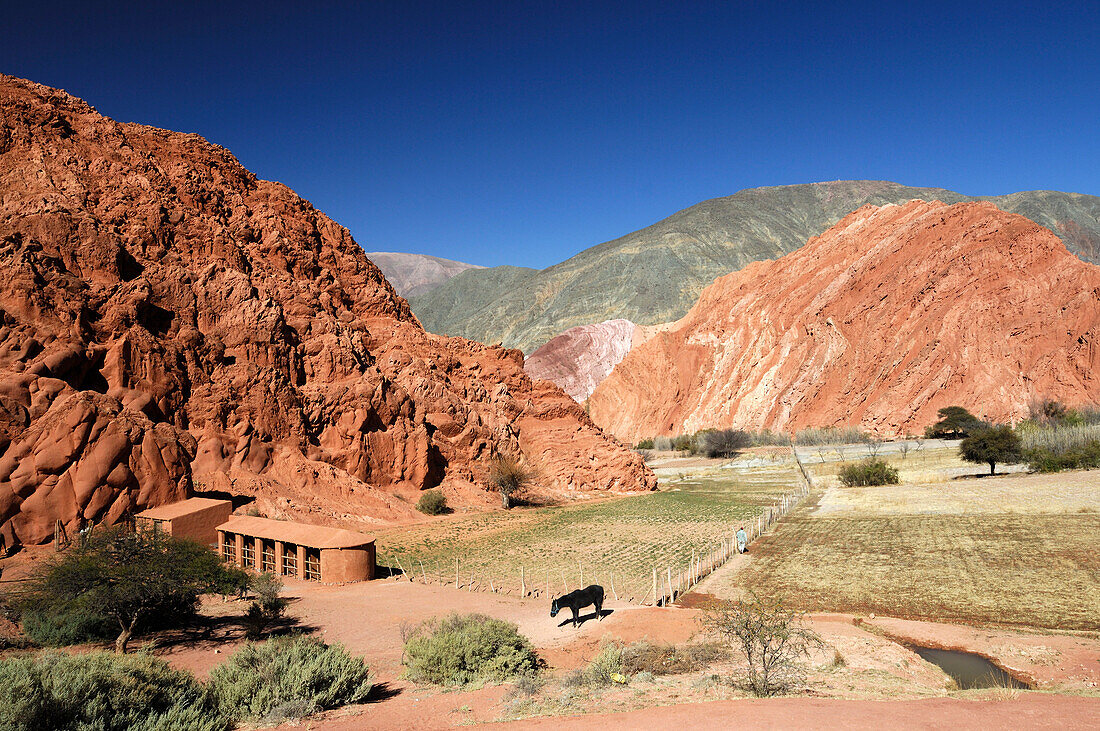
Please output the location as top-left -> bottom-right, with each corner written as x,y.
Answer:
374,456 -> 803,603
735,444 -> 1100,630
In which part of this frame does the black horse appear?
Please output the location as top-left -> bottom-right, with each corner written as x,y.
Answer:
550,584 -> 604,627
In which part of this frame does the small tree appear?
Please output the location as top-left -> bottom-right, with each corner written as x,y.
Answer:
244,573 -> 288,639
20,527 -> 248,653
926,406 -> 985,439
838,458 -> 900,487
488,454 -> 533,509
960,425 -> 1023,475
700,594 -> 823,696
701,428 -> 751,459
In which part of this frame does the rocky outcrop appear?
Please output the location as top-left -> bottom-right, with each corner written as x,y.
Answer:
364,252 -> 483,297
410,182 -> 1100,354
589,201 -> 1100,441
525,319 -> 638,402
0,75 -> 654,548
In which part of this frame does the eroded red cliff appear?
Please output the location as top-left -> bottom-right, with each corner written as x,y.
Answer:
0,76 -> 653,548
589,200 -> 1100,442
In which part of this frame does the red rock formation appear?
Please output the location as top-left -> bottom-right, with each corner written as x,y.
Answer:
0,75 -> 653,548
589,200 -> 1100,442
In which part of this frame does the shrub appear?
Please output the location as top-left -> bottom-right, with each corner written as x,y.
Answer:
20,603 -> 114,647
635,438 -> 655,450
0,650 -> 226,731
416,489 -> 449,515
960,425 -> 1023,475
584,642 -> 625,686
700,428 -> 751,458
700,594 -> 823,697
838,458 -> 899,487
653,436 -> 674,451
243,572 -> 288,639
208,634 -> 372,723
671,434 -> 694,453
1025,441 -> 1100,473
402,612 -> 539,686
793,427 -> 871,446
488,455 -> 535,509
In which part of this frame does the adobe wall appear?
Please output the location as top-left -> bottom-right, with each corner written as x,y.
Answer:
167,501 -> 232,548
320,543 -> 375,583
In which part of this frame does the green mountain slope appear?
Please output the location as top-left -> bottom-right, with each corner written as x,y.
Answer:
409,181 -> 1100,353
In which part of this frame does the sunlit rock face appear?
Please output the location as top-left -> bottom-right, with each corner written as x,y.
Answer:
590,200 -> 1100,442
0,75 -> 654,548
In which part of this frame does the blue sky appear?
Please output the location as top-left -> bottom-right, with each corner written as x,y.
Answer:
4,1 -> 1098,268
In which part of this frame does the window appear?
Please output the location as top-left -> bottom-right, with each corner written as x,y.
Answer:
261,541 -> 276,573
221,533 -> 236,563
282,543 -> 298,576
304,549 -> 321,581
241,540 -> 255,568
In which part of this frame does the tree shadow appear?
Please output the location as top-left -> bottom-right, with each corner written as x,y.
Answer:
147,611 -> 320,652
365,681 -> 402,704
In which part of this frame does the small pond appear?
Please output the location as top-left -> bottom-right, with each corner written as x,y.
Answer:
908,646 -> 1030,690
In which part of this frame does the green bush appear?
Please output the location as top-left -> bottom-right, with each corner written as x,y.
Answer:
1026,441 -> 1100,473
635,438 -> 655,450
0,650 -> 226,731
416,488 -> 449,515
402,612 -> 539,686
20,604 -> 114,647
584,642 -> 625,686
838,458 -> 899,487
208,634 -> 372,724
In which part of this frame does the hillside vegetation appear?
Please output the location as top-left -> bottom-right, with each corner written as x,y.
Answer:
410,181 -> 1100,353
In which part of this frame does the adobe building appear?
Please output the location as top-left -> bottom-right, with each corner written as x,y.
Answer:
134,497 -> 233,548
216,515 -> 375,583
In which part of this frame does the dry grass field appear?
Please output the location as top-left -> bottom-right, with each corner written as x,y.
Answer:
374,457 -> 803,602
737,454 -> 1100,631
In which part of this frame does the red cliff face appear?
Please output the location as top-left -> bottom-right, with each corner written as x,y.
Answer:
0,76 -> 653,548
589,200 -> 1100,442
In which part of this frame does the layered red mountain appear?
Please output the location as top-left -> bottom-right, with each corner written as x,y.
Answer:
590,200 -> 1100,442
0,76 -> 653,548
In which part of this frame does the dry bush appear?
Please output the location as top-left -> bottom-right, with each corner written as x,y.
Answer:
620,639 -> 726,675
700,594 -> 823,696
793,427 -> 870,446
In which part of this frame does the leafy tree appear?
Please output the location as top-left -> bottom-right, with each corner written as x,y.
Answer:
488,454 -> 534,509
700,594 -> 823,696
926,406 -> 986,439
960,425 -> 1023,475
243,573 -> 288,640
20,527 -> 248,653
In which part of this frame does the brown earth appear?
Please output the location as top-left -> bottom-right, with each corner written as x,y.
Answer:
590,200 -> 1100,442
0,75 -> 653,549
132,579 -> 1100,729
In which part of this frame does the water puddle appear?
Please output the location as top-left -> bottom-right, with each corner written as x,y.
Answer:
908,645 -> 1030,690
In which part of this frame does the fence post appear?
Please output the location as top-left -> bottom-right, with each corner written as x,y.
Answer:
611,571 -> 618,600
653,567 -> 659,606
521,566 -> 526,597
667,567 -> 674,604
455,557 -> 460,588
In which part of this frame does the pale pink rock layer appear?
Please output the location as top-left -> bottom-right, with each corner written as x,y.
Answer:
524,319 -> 637,402
0,75 -> 654,548
590,200 -> 1100,442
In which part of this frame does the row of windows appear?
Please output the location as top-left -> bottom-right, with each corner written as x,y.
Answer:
221,533 -> 321,580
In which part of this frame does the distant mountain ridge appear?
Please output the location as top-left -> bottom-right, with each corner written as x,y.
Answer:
408,181 -> 1100,353
364,251 -> 483,297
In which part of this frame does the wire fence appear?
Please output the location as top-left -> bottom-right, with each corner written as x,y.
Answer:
379,446 -> 815,606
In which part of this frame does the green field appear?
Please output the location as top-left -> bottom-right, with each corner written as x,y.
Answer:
375,460 -> 802,602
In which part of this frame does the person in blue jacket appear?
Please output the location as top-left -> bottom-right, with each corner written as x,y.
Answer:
736,526 -> 748,554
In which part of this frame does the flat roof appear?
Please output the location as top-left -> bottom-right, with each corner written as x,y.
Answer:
135,498 -> 232,520
216,515 -> 374,550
